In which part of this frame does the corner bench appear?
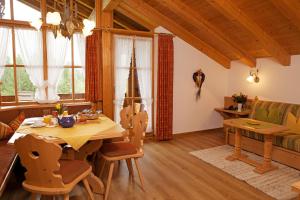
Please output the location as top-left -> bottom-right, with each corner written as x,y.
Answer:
0,102 -> 92,197
0,140 -> 17,197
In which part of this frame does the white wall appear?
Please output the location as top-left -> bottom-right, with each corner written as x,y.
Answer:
153,27 -> 300,134
154,27 -> 228,134
228,55 -> 300,104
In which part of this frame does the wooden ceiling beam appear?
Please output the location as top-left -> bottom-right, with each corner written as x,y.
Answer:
124,0 -> 231,68
76,0 -> 94,10
118,2 -> 158,28
270,0 -> 300,33
113,19 -> 132,30
102,0 -> 122,11
206,0 -> 291,66
160,0 -> 256,68
55,0 -> 89,19
116,6 -> 155,30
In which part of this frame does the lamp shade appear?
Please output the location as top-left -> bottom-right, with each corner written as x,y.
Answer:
82,19 -> 95,37
46,12 -> 61,25
246,75 -> 255,83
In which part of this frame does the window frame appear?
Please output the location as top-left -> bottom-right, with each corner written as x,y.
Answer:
0,0 -> 86,106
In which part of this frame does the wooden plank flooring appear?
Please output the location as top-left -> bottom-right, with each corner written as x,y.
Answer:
2,130 -> 274,200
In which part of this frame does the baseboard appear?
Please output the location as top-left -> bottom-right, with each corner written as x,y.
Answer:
174,127 -> 224,136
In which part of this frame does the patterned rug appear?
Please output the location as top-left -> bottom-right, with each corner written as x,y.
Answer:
190,145 -> 300,200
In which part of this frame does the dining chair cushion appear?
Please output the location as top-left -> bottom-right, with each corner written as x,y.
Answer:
101,142 -> 137,157
56,160 -> 90,184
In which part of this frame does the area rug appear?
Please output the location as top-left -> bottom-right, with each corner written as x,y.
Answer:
190,145 -> 300,200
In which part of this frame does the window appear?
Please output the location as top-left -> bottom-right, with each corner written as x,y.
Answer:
0,1 -> 86,105
49,32 -> 86,100
114,35 -> 153,132
0,27 -> 40,103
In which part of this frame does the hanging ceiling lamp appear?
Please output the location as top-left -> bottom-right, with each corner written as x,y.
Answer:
31,0 -> 95,38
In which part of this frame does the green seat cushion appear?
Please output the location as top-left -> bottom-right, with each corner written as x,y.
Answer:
253,107 -> 282,124
229,128 -> 300,153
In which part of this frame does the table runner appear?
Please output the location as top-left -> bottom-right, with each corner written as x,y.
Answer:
17,116 -> 116,150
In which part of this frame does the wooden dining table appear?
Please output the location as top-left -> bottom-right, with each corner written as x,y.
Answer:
8,115 -> 124,194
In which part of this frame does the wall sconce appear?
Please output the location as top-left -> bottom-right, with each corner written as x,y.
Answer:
246,69 -> 259,83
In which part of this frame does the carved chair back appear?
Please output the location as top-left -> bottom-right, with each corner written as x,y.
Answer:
130,111 -> 148,152
120,105 -> 133,130
14,134 -> 64,188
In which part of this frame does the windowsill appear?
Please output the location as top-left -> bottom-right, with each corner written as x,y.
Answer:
0,101 -> 92,112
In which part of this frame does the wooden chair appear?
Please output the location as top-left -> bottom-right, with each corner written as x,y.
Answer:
120,105 -> 133,142
99,111 -> 148,200
14,134 -> 95,200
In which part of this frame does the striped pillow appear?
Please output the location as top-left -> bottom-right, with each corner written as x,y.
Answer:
0,122 -> 14,140
8,111 -> 25,132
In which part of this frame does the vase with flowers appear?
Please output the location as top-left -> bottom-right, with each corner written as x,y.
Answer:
55,103 -> 64,115
232,92 -> 247,112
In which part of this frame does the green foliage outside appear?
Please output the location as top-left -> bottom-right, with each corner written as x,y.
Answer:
57,69 -> 72,94
1,56 -> 85,97
1,55 -> 35,96
56,68 -> 85,94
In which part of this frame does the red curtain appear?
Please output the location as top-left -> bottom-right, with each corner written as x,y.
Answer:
85,31 -> 102,102
156,34 -> 174,141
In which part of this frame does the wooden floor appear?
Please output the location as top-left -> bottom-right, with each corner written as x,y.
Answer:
2,130 -> 274,200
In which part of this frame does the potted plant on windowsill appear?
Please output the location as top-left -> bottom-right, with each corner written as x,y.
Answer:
232,92 -> 247,112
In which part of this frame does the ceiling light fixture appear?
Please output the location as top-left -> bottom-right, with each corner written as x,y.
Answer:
246,69 -> 260,83
30,0 -> 95,38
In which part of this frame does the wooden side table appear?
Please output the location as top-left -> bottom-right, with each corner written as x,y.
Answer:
215,108 -> 251,144
215,108 -> 251,119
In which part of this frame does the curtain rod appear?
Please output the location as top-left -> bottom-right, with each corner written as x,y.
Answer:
153,32 -> 176,37
94,27 -> 176,37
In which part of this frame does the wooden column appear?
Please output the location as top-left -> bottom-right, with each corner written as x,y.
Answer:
101,11 -> 114,119
41,0 -> 48,98
94,0 -> 103,110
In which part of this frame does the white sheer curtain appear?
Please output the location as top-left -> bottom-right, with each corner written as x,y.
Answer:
114,35 -> 133,123
135,37 -> 153,132
73,33 -> 86,69
15,28 -> 46,101
0,27 -> 10,80
47,32 -> 69,101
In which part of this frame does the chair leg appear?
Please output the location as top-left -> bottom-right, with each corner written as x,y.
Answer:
126,158 -> 134,177
83,178 -> 95,200
104,162 -> 115,200
134,158 -> 145,191
30,193 -> 37,200
99,159 -> 107,178
63,194 -> 69,200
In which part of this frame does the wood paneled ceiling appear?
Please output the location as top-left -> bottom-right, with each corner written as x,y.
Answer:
20,0 -> 150,31
18,0 -> 300,68
117,0 -> 300,68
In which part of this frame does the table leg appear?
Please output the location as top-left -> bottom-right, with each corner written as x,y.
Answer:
254,134 -> 278,174
226,128 -> 247,161
224,126 -> 229,144
87,172 -> 105,194
75,140 -> 105,194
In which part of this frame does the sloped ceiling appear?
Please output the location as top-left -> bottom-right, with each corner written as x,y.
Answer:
20,0 -> 300,68
118,0 -> 300,68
